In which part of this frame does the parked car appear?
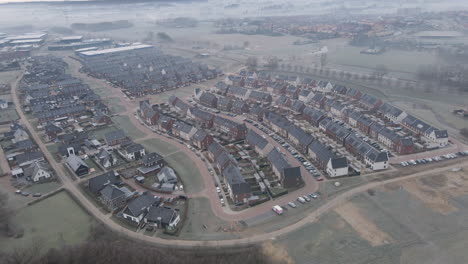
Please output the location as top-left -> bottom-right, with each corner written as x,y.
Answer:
32,193 -> 42,197
288,202 -> 297,208
297,197 -> 306,204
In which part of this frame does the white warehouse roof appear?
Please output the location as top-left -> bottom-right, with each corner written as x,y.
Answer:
78,44 -> 153,57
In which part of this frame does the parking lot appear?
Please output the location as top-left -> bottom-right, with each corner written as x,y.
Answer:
399,151 -> 468,167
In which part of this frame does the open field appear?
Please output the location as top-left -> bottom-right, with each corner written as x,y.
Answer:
164,151 -> 204,194
24,181 -> 61,194
111,115 -> 146,140
178,197 -> 235,241
279,167 -> 468,264
140,138 -> 180,156
104,97 -> 126,114
0,108 -> 19,123
0,191 -> 92,253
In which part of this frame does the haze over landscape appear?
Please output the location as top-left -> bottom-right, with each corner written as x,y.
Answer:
1,0 -> 468,263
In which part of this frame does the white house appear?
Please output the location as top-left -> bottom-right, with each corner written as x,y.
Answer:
364,149 -> 389,171
326,157 -> 349,177
24,161 -> 52,182
0,99 -> 8,109
425,129 -> 449,147
122,194 -> 159,224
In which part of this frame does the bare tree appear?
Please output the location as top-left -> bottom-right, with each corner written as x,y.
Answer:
246,57 -> 258,71
320,53 -> 328,69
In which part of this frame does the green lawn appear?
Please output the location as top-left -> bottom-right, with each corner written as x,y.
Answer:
164,151 -> 204,194
0,191 -> 92,253
104,97 -> 126,114
111,116 -> 145,140
140,138 -> 180,156
24,181 -> 62,194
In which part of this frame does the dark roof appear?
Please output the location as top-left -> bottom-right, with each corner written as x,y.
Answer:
173,121 -> 194,134
16,151 -> 44,165
142,152 -> 163,164
104,129 -> 126,143
267,148 -> 292,172
208,141 -> 223,156
288,126 -> 314,146
145,206 -> 178,224
246,129 -> 269,149
123,142 -> 144,153
223,164 -> 251,196
330,157 -> 348,169
88,171 -> 120,194
199,92 -> 218,104
366,149 -> 389,163
66,154 -> 88,171
100,185 -> 125,200
192,129 -> 209,141
379,103 -> 403,117
125,193 -> 159,217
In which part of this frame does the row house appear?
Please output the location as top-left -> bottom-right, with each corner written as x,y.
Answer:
359,94 -> 383,111
35,105 -> 87,123
310,93 -> 326,109
285,85 -> 300,99
319,117 -> 333,132
264,112 -> 290,138
378,103 -> 407,124
215,151 -> 237,173
344,133 -> 389,170
356,115 -> 375,135
287,125 -> 314,154
217,97 -> 233,112
347,110 -> 362,127
332,84 -> 347,95
227,86 -> 248,100
168,96 -> 190,116
364,148 -> 389,171
298,89 -> 314,102
330,101 -> 347,119
191,129 -> 213,150
157,115 -> 174,132
246,129 -> 273,157
401,115 -> 448,147
302,106 -> 326,127
265,81 -> 286,95
104,130 -> 128,146
308,141 -> 348,177
369,122 -> 385,140
316,81 -> 333,93
231,99 -> 249,114
248,105 -> 265,121
199,92 -> 218,108
223,164 -> 252,205
214,81 -> 229,95
275,95 -> 292,109
139,100 -> 160,125
290,100 -> 305,114
172,121 -> 197,141
345,87 -> 363,100
213,116 -> 247,140
207,141 -> 224,162
248,90 -> 272,104
267,148 -> 302,188
188,108 -> 214,128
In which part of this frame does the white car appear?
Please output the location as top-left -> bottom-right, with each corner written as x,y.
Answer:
216,187 -> 221,193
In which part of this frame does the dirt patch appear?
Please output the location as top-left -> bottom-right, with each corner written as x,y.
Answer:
401,179 -> 458,215
261,241 -> 295,264
420,174 -> 448,188
334,202 -> 393,247
382,182 -> 400,191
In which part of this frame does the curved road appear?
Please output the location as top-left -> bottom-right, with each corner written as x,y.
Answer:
9,61 -> 468,248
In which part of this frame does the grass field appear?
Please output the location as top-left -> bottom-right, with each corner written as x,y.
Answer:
140,138 -> 180,156
0,191 -> 92,253
104,97 -> 126,114
164,151 -> 204,194
111,115 -> 146,140
178,197 -> 235,241
279,168 -> 468,264
0,108 -> 19,123
24,181 -> 61,194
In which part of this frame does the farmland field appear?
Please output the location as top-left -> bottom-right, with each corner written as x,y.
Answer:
0,191 -> 92,253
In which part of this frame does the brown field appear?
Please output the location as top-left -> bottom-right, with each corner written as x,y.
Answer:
334,202 -> 393,247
